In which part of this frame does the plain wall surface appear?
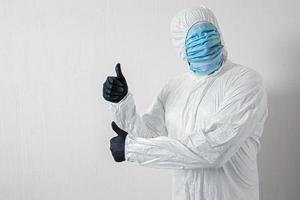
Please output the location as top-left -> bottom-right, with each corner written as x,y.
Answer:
0,0 -> 299,200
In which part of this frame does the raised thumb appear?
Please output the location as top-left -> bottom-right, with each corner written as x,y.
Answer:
111,121 -> 127,137
115,63 -> 124,78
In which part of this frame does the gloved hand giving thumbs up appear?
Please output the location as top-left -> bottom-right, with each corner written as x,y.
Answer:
103,63 -> 128,103
110,121 -> 128,162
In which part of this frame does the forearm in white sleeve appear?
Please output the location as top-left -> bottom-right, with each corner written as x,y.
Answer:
124,77 -> 268,169
109,92 -> 168,138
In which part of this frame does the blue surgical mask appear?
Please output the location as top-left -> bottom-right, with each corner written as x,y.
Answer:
185,22 -> 224,75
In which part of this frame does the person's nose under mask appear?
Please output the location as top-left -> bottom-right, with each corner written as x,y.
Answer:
185,21 -> 224,75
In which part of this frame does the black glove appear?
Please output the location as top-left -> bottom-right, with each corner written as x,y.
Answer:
103,63 -> 128,103
110,121 -> 128,162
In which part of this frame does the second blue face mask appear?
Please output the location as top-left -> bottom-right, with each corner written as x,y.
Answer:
185,22 -> 224,75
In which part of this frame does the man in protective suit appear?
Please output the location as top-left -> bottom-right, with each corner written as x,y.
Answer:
103,6 -> 268,200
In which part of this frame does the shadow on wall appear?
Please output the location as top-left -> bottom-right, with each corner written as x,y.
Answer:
258,91 -> 300,200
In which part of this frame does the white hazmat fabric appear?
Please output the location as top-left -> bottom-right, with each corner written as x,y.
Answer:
170,6 -> 228,62
109,6 -> 268,200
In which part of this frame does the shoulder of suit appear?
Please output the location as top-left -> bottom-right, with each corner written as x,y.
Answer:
157,72 -> 187,101
162,72 -> 187,89
225,62 -> 263,86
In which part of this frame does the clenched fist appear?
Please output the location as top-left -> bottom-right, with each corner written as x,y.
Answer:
103,63 -> 128,103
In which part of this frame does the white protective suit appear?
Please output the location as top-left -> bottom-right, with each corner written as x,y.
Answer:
109,6 -> 268,200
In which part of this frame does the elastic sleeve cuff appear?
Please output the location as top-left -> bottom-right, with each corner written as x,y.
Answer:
108,92 -> 132,112
108,92 -> 135,130
124,135 -> 134,162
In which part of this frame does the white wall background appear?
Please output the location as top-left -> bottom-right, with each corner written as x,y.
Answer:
0,0 -> 299,200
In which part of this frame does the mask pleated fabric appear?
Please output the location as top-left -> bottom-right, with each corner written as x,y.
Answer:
185,22 -> 224,75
